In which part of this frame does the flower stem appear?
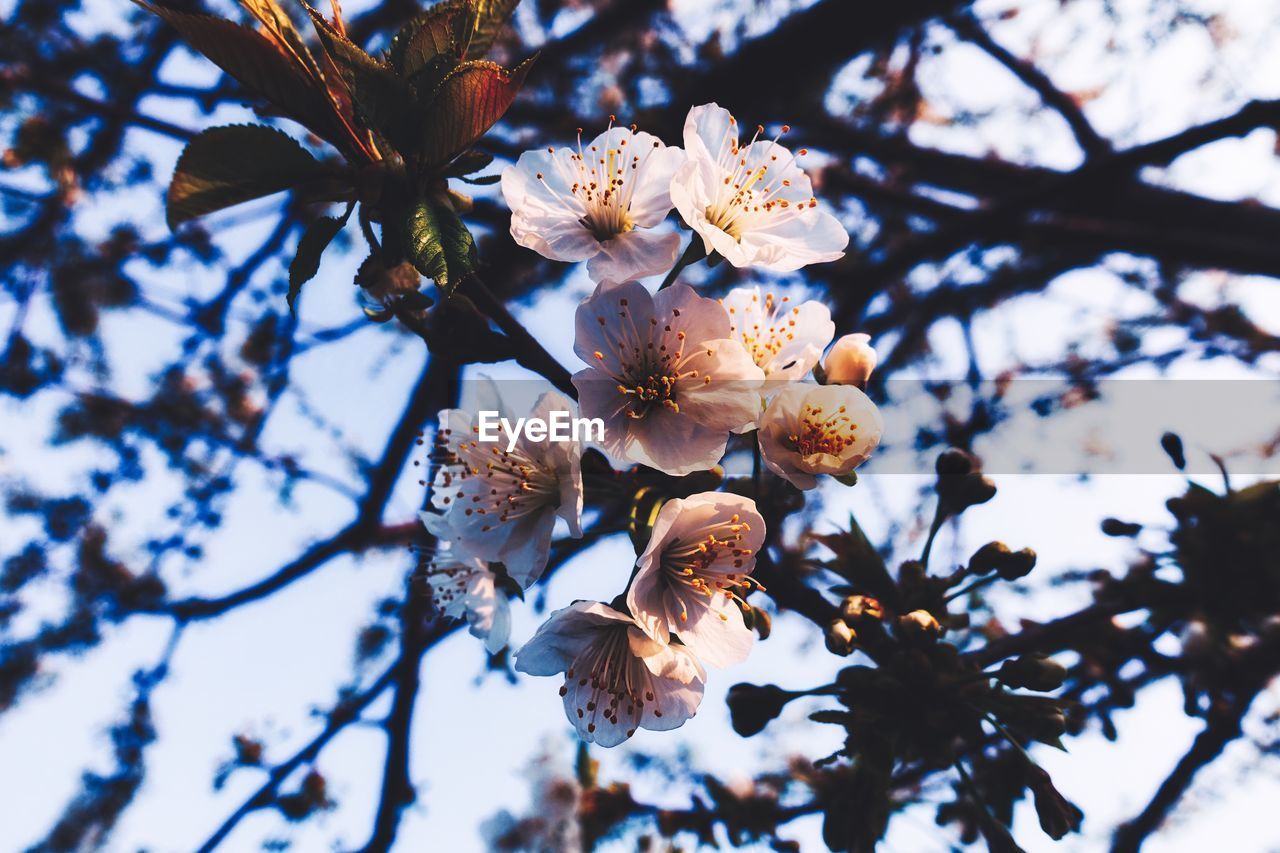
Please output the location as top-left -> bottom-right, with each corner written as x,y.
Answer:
657,238 -> 706,290
945,574 -> 997,603
920,503 -> 948,569
751,431 -> 762,498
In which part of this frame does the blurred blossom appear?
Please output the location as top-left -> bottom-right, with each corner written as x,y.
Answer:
502,124 -> 685,282
758,384 -> 882,489
572,281 -> 764,475
670,103 -> 848,271
514,601 -> 706,747
425,392 -> 584,587
628,492 -> 765,668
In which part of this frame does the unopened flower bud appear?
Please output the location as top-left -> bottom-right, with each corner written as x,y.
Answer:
823,333 -> 876,387
1160,431 -> 1186,470
825,619 -> 857,656
997,547 -> 1037,581
1101,518 -> 1142,537
751,606 -> 773,640
1179,618 -> 1214,659
935,447 -> 975,476
967,541 -> 1011,575
897,609 -> 942,643
1020,708 -> 1068,744
839,594 -> 884,625
1028,765 -> 1083,840
726,683 -> 793,737
997,654 -> 1067,692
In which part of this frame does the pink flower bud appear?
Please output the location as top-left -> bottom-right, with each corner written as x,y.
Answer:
823,333 -> 876,387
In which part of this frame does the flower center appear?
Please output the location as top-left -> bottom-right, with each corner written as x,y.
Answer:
722,289 -> 804,373
444,433 -> 562,532
535,118 -> 663,243
590,298 -> 710,420
789,402 -> 858,457
702,117 -> 817,241
560,625 -> 658,739
660,514 -> 762,621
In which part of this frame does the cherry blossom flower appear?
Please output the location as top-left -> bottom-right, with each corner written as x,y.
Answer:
628,492 -> 766,668
824,332 -> 877,388
720,285 -> 835,382
514,601 -> 706,747
420,549 -> 511,654
425,391 -> 584,587
757,384 -> 883,490
573,281 -> 765,476
502,122 -> 686,283
669,103 -> 848,272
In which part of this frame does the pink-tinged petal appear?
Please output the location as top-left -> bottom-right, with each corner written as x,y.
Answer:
682,102 -> 736,166
653,283 -> 732,343
573,280 -> 654,368
676,596 -> 754,668
513,601 -> 615,676
676,338 -> 765,432
737,207 -> 849,272
586,229 -> 681,283
626,564 -> 670,645
641,656 -> 705,732
482,591 -> 512,654
625,138 -> 686,227
629,629 -> 707,685
623,408 -> 730,475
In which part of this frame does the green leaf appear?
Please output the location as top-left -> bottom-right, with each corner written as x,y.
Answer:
403,194 -> 477,293
442,149 -> 494,177
301,2 -> 414,152
833,471 -> 859,487
459,173 -> 501,185
466,0 -> 520,59
288,204 -> 353,309
133,1 -> 345,149
418,57 -> 533,168
166,125 -> 330,228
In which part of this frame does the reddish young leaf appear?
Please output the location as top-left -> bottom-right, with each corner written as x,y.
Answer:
417,57 -> 534,169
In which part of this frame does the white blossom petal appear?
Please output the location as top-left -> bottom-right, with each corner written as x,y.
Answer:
586,229 -> 681,283
671,102 -> 849,271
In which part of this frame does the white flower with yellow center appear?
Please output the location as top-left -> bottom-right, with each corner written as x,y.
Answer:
420,550 -> 511,654
425,392 -> 584,587
501,121 -> 686,283
757,384 -> 883,490
627,492 -> 766,668
670,103 -> 848,271
572,280 -> 765,476
514,601 -> 706,747
720,285 -> 835,382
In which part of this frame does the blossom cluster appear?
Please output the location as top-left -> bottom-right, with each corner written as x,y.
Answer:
419,103 -> 886,747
